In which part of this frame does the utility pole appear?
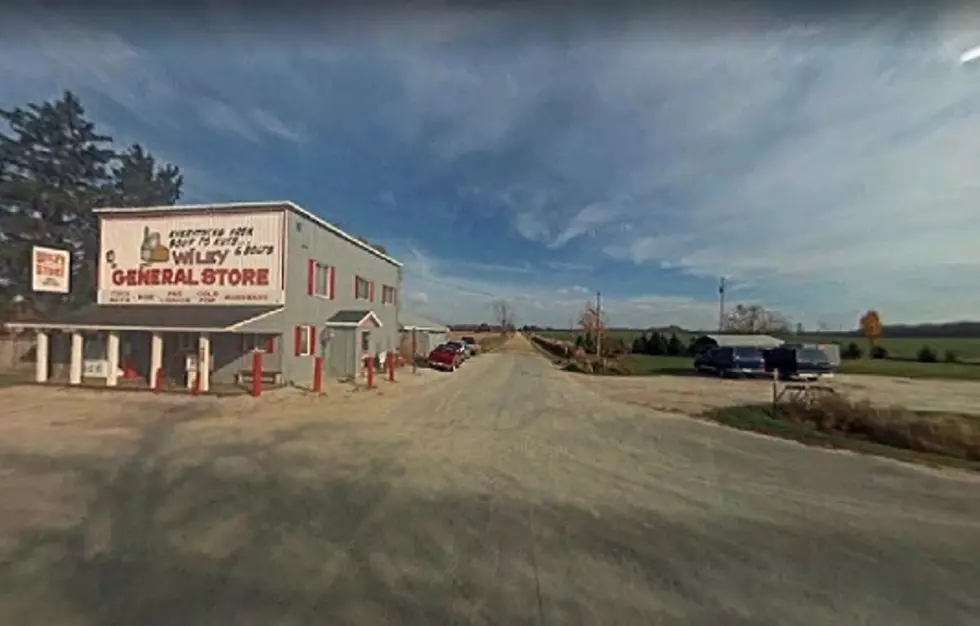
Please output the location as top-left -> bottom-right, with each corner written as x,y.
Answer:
595,290 -> 602,368
718,277 -> 726,332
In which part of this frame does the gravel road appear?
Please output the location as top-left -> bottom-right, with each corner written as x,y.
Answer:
1,335 -> 978,625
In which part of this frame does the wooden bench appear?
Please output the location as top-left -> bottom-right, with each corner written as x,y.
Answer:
235,370 -> 283,386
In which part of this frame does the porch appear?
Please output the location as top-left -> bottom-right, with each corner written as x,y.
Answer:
5,304 -> 284,394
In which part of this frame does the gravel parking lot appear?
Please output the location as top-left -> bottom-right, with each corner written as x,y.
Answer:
576,370 -> 980,416
1,335 -> 977,625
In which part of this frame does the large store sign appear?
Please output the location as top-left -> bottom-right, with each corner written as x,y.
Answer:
98,211 -> 285,305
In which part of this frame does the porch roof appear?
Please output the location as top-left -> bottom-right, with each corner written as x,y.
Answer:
3,305 -> 283,333
324,309 -> 382,328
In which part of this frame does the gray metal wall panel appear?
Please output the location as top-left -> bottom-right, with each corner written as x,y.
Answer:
276,210 -> 402,385
429,332 -> 447,349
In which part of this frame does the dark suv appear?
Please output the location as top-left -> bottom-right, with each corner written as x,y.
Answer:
694,346 -> 767,378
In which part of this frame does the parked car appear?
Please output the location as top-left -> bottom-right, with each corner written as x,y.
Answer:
428,344 -> 462,372
460,336 -> 480,355
766,345 -> 835,381
694,346 -> 768,378
445,340 -> 472,360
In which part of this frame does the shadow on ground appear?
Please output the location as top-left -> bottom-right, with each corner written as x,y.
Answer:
1,402 -> 978,626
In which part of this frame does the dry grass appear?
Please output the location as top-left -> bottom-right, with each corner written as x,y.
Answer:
574,371 -> 980,417
781,396 -> 980,459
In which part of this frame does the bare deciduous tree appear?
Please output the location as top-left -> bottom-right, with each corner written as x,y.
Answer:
577,301 -> 606,339
725,303 -> 791,334
491,299 -> 515,334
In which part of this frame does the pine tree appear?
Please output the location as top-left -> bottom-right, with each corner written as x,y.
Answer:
0,91 -> 184,315
0,91 -> 115,313
108,144 -> 183,207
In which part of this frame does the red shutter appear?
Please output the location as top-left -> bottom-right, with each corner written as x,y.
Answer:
307,260 -> 316,295
329,266 -> 336,300
264,335 -> 275,354
353,276 -> 358,299
309,326 -> 316,354
294,326 -> 302,356
369,281 -> 375,301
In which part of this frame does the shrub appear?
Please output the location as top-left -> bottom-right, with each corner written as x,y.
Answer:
644,332 -> 667,355
665,333 -> 684,356
917,346 -> 937,363
841,342 -> 863,360
870,345 -> 888,360
944,350 -> 959,363
603,337 -> 629,357
631,335 -> 646,354
781,395 -> 980,461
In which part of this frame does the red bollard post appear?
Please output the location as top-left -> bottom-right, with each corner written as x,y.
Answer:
251,350 -> 263,398
313,356 -> 324,393
192,372 -> 201,396
154,367 -> 164,393
387,352 -> 396,382
364,355 -> 374,389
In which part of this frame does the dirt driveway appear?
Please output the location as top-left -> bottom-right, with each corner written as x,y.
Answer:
1,334 -> 978,625
576,370 -> 980,416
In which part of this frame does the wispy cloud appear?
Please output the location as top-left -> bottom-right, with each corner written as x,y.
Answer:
196,99 -> 304,143
397,245 -> 719,328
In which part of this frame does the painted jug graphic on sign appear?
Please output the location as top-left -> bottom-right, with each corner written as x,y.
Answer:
139,227 -> 170,266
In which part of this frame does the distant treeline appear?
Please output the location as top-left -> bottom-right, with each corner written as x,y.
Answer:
521,322 -> 980,339
808,322 -> 980,339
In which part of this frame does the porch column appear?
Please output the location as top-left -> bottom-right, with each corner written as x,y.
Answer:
69,331 -> 83,385
106,331 -> 120,387
198,333 -> 211,393
150,332 -> 163,387
35,330 -> 49,383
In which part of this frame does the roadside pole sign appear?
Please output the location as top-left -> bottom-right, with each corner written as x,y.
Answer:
32,246 -> 71,294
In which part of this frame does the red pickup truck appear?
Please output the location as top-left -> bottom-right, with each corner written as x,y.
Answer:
428,344 -> 462,372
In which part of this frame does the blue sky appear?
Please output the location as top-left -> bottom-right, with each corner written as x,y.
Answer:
4,4 -> 980,329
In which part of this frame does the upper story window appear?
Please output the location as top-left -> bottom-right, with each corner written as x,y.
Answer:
308,260 -> 334,299
315,263 -> 332,298
355,276 -> 371,300
381,285 -> 397,305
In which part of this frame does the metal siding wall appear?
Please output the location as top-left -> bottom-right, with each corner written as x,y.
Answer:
279,210 -> 402,374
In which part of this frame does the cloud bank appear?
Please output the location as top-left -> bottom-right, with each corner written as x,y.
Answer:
4,3 -> 980,328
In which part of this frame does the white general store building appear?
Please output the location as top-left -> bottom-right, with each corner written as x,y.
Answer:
7,201 -> 403,392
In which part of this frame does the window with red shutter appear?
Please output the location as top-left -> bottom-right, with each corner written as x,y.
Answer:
329,266 -> 336,300
354,276 -> 370,300
294,326 -> 302,356
369,281 -> 375,301
307,260 -> 316,295
295,326 -> 313,356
